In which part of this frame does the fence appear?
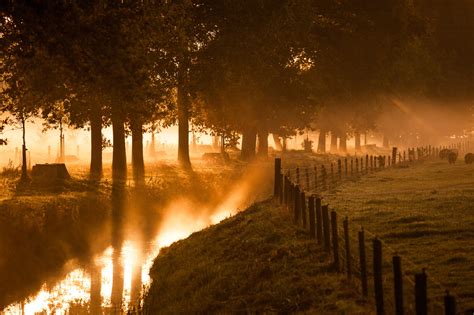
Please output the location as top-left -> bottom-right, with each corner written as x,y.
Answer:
273,141 -> 473,315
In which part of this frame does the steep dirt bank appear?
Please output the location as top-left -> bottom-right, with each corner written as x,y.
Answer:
144,200 -> 370,314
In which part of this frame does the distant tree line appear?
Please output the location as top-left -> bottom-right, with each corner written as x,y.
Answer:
1,0 -> 472,181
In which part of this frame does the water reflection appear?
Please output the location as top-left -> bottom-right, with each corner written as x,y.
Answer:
111,180 -> 126,312
89,262 -> 101,314
2,164 -> 270,314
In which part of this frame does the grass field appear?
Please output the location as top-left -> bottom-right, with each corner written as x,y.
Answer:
324,159 -> 474,312
144,200 -> 371,314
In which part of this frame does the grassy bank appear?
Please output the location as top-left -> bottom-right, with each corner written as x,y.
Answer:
144,200 -> 371,314
324,159 -> 474,311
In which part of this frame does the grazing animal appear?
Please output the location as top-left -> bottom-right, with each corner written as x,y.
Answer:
448,151 -> 458,164
465,153 -> 474,164
439,149 -> 450,160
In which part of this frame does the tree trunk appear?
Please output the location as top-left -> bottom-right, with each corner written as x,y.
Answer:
355,131 -> 361,152
364,132 -> 368,145
112,112 -> 127,181
21,117 -> 28,182
191,131 -> 197,151
177,61 -> 191,169
59,121 -> 65,163
339,133 -> 347,153
330,132 -> 338,152
131,118 -> 145,184
220,133 -> 226,153
257,130 -> 269,158
383,135 -> 389,148
212,136 -> 219,150
272,134 -> 283,151
317,130 -> 326,153
241,126 -> 257,161
90,107 -> 103,179
149,130 -> 156,157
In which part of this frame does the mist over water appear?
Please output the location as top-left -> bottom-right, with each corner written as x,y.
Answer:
2,158 -> 272,314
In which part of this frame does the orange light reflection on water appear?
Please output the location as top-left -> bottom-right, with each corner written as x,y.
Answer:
3,164 -> 269,314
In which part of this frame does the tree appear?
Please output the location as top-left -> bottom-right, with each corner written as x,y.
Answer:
194,0 -> 320,160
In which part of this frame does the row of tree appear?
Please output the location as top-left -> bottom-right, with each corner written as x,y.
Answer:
1,0 -> 473,182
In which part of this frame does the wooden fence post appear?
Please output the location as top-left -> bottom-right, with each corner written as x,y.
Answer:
279,174 -> 284,205
314,165 -> 318,192
322,205 -> 330,252
373,238 -> 384,315
296,167 -> 300,186
330,163 -> 334,185
356,158 -> 359,175
308,195 -> 315,239
344,158 -> 348,177
316,198 -> 323,244
415,270 -> 427,315
285,179 -> 290,208
350,159 -> 353,177
331,210 -> 340,271
338,159 -> 342,181
294,185 -> 300,223
288,179 -> 295,211
359,228 -> 368,297
305,168 -> 310,191
444,291 -> 456,315
370,155 -> 374,171
365,155 -> 369,173
321,165 -> 327,190
301,192 -> 307,228
393,255 -> 404,315
343,217 -> 351,279
392,147 -> 398,165
274,158 -> 281,198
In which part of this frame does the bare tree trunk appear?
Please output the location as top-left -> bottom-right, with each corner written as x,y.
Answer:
272,134 -> 283,151
177,61 -> 191,169
339,133 -> 347,153
355,131 -> 361,152
317,129 -> 326,153
241,126 -> 257,161
257,130 -> 268,158
131,118 -> 145,184
112,112 -> 127,181
59,121 -> 65,163
90,107 -> 103,179
330,132 -> 338,152
149,130 -> 156,157
21,116 -> 28,182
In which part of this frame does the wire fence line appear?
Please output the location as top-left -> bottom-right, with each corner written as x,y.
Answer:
274,141 -> 473,315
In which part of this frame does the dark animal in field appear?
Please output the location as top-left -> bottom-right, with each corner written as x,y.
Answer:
447,151 -> 458,164
465,153 -> 474,164
439,149 -> 451,159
